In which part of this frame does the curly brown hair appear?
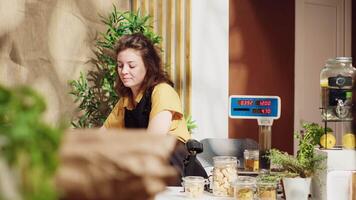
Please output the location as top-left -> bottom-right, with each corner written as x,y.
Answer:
114,33 -> 173,98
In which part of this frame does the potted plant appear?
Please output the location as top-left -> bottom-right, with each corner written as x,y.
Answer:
268,122 -> 327,200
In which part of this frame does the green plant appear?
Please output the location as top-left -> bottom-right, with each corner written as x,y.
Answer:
299,122 -> 332,147
256,173 -> 282,184
0,85 -> 64,200
185,115 -> 197,133
268,122 -> 327,178
69,6 -> 161,128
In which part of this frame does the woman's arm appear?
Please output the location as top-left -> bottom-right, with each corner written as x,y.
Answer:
147,110 -> 173,135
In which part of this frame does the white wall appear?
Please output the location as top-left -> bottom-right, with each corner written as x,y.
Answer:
191,0 -> 229,140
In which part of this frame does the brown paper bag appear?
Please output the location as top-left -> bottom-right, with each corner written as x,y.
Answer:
56,129 -> 178,200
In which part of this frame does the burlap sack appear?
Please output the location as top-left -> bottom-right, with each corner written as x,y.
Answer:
56,129 -> 178,200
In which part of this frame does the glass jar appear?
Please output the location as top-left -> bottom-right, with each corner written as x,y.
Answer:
340,122 -> 355,149
182,176 -> 206,198
212,156 -> 238,197
257,180 -> 277,200
320,57 -> 355,121
320,57 -> 356,149
243,149 -> 259,172
232,176 -> 256,200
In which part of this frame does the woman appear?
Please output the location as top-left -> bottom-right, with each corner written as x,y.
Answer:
103,33 -> 192,181
103,32 -> 190,141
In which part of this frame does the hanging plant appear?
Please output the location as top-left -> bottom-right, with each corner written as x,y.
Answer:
69,6 -> 161,128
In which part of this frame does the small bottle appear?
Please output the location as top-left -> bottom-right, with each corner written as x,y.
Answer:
243,149 -> 259,172
212,156 -> 238,197
181,176 -> 207,198
231,176 -> 256,200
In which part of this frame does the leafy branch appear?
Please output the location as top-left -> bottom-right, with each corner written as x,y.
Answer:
185,115 -> 197,133
268,122 -> 327,178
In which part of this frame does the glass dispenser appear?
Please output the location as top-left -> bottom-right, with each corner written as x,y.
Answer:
320,57 -> 356,149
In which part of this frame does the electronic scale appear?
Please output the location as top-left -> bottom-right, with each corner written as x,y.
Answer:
229,95 -> 281,170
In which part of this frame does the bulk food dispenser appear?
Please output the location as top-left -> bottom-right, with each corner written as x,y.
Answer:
320,57 -> 355,148
312,57 -> 356,200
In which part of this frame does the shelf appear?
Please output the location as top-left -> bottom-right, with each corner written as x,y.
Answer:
321,119 -> 353,122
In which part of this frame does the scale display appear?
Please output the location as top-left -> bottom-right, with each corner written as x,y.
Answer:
229,95 -> 281,119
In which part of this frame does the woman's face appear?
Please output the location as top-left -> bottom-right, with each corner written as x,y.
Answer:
117,48 -> 147,92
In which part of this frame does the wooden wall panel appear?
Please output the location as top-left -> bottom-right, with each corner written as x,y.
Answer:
229,0 -> 295,154
131,0 -> 191,115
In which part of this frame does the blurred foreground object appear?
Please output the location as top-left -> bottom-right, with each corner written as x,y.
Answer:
56,129 -> 177,200
0,85 -> 63,200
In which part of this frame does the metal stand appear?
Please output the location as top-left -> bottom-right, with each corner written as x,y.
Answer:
257,119 -> 273,170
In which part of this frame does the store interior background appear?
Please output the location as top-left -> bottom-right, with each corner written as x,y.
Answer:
229,0 -> 356,154
0,0 -> 355,155
229,0 -> 295,154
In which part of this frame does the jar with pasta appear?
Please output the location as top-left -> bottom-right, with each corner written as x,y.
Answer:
182,176 -> 207,198
212,156 -> 238,197
231,176 -> 256,200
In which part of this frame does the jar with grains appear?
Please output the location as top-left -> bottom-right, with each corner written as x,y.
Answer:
231,176 -> 256,200
212,156 -> 238,197
257,180 -> 277,200
182,176 -> 207,199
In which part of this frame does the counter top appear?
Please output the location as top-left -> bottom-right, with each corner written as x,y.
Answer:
155,186 -> 286,200
155,187 -> 234,200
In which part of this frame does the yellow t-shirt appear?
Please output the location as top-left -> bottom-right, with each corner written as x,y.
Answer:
104,83 -> 191,143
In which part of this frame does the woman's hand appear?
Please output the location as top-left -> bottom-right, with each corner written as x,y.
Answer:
147,111 -> 173,135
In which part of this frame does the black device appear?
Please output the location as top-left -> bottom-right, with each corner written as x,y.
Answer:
182,139 -> 209,190
183,139 -> 208,177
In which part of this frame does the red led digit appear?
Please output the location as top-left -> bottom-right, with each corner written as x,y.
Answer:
259,100 -> 271,106
239,100 -> 253,106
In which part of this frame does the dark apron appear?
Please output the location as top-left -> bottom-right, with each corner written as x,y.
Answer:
124,88 -> 189,185
124,89 -> 152,129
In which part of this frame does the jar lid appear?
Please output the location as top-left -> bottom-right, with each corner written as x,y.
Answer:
335,57 -> 352,62
256,180 -> 277,187
244,149 -> 259,156
256,173 -> 280,187
213,156 -> 238,165
326,57 -> 353,65
231,176 -> 256,187
182,176 -> 206,184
